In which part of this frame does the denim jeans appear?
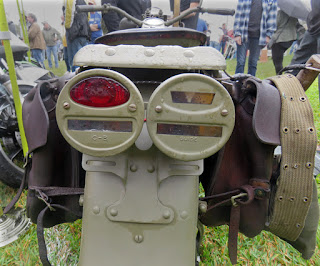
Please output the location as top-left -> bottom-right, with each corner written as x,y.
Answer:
235,37 -> 263,76
67,37 -> 88,72
63,46 -> 71,72
31,49 -> 45,68
46,45 -> 59,68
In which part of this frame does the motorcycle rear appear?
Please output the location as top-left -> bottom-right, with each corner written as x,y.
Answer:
55,4 -> 235,265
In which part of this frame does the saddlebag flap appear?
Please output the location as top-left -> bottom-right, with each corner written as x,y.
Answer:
22,74 -> 85,228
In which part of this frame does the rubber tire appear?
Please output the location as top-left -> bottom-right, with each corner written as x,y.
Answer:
0,143 -> 24,188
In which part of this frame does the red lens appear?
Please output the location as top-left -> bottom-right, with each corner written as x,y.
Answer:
70,77 -> 130,107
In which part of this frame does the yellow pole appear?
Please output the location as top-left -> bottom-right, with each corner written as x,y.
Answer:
173,0 -> 181,27
0,0 -> 28,156
16,0 -> 31,62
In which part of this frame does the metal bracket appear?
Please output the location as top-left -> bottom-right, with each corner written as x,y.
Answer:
0,31 -> 11,40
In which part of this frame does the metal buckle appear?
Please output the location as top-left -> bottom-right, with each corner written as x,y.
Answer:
36,189 -> 55,212
231,192 -> 247,207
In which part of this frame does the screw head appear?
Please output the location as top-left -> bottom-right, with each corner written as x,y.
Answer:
134,235 -> 144,243
221,109 -> 228,116
63,102 -> 70,109
155,105 -> 162,113
128,104 -> 137,112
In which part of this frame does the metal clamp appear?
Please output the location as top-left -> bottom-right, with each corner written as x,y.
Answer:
0,31 -> 11,40
231,193 -> 247,207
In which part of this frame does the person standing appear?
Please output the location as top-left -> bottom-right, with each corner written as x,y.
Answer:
289,0 -> 320,101
233,0 -> 277,76
170,0 -> 200,30
61,15 -> 71,72
270,10 -> 298,74
64,0 -> 90,72
101,0 -> 151,33
88,0 -> 103,43
218,23 -> 228,54
42,21 -> 62,69
26,13 -> 46,68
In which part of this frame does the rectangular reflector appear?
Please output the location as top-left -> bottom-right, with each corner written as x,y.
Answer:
171,91 -> 215,104
68,120 -> 132,132
157,123 -> 222,137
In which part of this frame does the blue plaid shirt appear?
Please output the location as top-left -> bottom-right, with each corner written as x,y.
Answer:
233,0 -> 277,46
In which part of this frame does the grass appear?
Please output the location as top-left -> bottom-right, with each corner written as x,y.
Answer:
0,54 -> 319,265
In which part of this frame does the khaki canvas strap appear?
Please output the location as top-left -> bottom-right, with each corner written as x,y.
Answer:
268,74 -> 317,241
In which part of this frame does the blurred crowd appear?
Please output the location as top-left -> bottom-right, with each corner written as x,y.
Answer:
4,0 -> 320,81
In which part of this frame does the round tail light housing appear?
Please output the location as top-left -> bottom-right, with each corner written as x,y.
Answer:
56,69 -> 144,157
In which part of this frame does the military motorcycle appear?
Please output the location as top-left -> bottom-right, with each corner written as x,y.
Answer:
13,1 -> 319,265
0,58 -> 54,188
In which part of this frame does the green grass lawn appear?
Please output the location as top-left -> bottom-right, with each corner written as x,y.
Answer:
0,54 -> 319,265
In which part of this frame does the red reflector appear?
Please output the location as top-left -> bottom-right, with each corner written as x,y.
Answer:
70,77 -> 130,107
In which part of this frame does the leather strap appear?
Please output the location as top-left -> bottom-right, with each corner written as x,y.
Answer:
3,155 -> 31,214
37,204 -> 81,266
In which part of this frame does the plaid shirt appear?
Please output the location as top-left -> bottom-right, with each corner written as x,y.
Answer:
233,0 -> 277,46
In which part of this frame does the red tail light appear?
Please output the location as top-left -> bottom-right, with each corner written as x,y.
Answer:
70,77 -> 130,107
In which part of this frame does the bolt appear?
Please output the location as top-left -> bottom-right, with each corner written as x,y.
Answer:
163,210 -> 171,219
199,203 -> 207,213
130,164 -> 138,172
79,195 -> 84,206
63,102 -> 70,109
147,165 -> 155,173
128,104 -> 137,112
134,235 -> 144,243
221,109 -> 229,116
110,208 -> 118,217
155,105 -> 162,113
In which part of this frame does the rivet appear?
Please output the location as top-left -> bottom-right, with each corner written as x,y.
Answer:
110,208 -> 118,217
183,50 -> 195,58
134,235 -> 143,243
308,127 -> 314,133
221,109 -> 229,116
93,206 -> 100,214
105,48 -> 116,56
289,197 -> 295,202
163,210 -> 171,219
147,165 -> 155,173
306,162 -> 312,169
130,164 -> 138,172
299,97 -> 306,102
283,164 -> 289,170
278,196 -> 283,201
144,49 -> 155,57
294,128 -> 300,134
289,96 -> 294,101
155,105 -> 162,113
296,223 -> 301,228
79,195 -> 84,206
180,211 -> 188,219
63,102 -> 70,109
199,203 -> 207,213
282,127 -> 289,134
303,197 -> 309,203
128,103 -> 137,112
